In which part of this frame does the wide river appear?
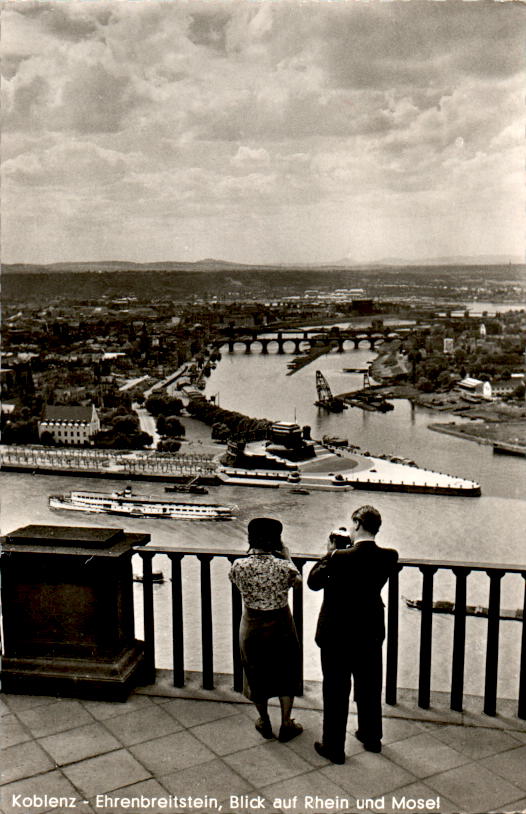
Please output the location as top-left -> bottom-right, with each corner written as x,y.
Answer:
1,336 -> 525,700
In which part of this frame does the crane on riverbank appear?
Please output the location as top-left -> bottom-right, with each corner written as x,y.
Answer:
315,371 -> 346,412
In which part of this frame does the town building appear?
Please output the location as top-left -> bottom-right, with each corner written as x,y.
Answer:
38,404 -> 100,445
443,337 -> 454,354
456,377 -> 492,400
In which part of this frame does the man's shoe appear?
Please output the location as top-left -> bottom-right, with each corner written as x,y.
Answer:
278,719 -> 303,742
314,741 -> 345,764
255,718 -> 274,739
355,730 -> 381,753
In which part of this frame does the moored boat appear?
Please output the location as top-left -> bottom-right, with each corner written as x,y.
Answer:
404,596 -> 523,621
49,487 -> 237,520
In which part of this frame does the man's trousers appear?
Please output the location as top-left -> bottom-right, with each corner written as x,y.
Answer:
320,641 -> 383,755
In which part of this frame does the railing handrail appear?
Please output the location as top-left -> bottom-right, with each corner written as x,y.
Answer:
133,545 -> 526,719
133,545 -> 526,574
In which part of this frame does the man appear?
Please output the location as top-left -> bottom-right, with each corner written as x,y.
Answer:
307,505 -> 398,764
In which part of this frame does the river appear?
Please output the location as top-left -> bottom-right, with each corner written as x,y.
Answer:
1,342 -> 525,700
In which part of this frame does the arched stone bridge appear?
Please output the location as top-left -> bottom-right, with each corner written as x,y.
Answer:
216,325 -> 423,354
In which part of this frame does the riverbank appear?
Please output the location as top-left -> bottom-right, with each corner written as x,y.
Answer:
429,419 -> 526,450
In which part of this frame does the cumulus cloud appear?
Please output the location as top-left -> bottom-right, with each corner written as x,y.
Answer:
1,0 -> 524,264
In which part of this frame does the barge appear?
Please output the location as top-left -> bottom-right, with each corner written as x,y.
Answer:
404,596 -> 523,621
49,487 -> 237,520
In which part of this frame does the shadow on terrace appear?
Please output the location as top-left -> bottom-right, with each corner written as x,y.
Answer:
1,524 -> 525,814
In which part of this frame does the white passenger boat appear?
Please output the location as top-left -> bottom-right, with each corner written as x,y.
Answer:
49,487 -> 237,520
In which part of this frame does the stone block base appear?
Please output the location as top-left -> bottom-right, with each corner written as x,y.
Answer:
1,642 -> 146,702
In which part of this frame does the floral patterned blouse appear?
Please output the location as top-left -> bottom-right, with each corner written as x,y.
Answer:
229,553 -> 300,610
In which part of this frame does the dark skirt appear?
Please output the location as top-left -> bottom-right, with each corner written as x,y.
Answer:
239,605 -> 301,702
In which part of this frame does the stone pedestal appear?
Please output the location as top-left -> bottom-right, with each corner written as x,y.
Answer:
1,524 -> 150,701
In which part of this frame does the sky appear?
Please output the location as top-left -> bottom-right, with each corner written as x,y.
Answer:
1,0 -> 525,265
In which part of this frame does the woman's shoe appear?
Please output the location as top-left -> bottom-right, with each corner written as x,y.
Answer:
255,718 -> 274,739
278,719 -> 303,742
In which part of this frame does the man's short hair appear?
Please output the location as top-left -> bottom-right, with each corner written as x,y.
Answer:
352,505 -> 382,535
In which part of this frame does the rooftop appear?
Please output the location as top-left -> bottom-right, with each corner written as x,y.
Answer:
2,685 -> 525,814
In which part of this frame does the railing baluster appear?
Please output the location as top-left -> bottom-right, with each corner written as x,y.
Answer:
386,565 -> 401,705
198,554 -> 214,690
292,558 -> 305,696
138,551 -> 156,684
418,565 -> 438,709
519,573 -> 526,720
451,567 -> 470,711
168,553 -> 185,688
484,569 -> 504,716
228,555 -> 243,693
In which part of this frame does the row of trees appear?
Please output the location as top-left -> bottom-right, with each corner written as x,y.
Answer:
186,396 -> 271,442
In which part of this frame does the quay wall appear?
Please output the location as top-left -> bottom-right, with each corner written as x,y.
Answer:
0,462 -> 221,485
349,479 -> 481,497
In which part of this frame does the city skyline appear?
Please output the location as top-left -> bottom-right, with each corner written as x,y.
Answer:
2,0 -> 525,266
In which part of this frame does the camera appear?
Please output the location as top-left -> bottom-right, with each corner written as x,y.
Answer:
329,527 -> 352,549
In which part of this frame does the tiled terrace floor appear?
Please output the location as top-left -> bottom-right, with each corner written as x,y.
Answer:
2,689 -> 526,814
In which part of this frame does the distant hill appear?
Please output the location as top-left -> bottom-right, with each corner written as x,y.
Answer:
329,254 -> 524,267
2,259 -> 258,274
4,254 -> 524,274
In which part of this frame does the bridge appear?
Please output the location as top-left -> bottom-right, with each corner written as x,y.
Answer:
218,325 -> 425,354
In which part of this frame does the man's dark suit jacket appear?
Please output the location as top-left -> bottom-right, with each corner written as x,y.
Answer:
307,540 -> 399,647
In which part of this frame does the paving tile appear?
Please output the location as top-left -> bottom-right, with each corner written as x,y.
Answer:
80,695 -> 155,721
479,745 -> 526,791
423,724 -> 524,760
101,704 -> 183,747
17,700 -> 93,738
383,733 -> 469,779
0,698 -> 11,717
0,741 -> 55,785
62,749 -> 151,798
90,778 -> 169,813
224,742 -> 314,787
261,769 -> 351,813
386,782 -> 456,814
489,797 -> 526,813
38,722 -> 121,765
320,751 -> 415,797
1,694 -> 59,713
0,715 -> 31,750
162,698 -> 239,727
426,762 -> 524,812
381,718 -> 427,745
508,729 -> 526,743
191,713 -> 267,755
0,770 -> 79,814
160,757 -> 253,801
129,730 -> 215,775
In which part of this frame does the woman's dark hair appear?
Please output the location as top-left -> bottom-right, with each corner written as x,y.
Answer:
247,517 -> 283,551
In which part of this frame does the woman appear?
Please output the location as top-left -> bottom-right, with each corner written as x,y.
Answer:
229,517 -> 303,742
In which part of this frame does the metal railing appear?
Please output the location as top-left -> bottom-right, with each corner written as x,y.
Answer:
134,547 -> 526,719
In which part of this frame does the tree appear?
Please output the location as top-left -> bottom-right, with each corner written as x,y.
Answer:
157,439 -> 181,452
164,416 -> 185,438
40,431 -> 56,446
112,414 -> 140,434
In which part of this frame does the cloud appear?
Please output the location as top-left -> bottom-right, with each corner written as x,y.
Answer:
2,0 -> 525,264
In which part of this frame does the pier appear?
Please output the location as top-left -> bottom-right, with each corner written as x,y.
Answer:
0,445 -> 218,482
